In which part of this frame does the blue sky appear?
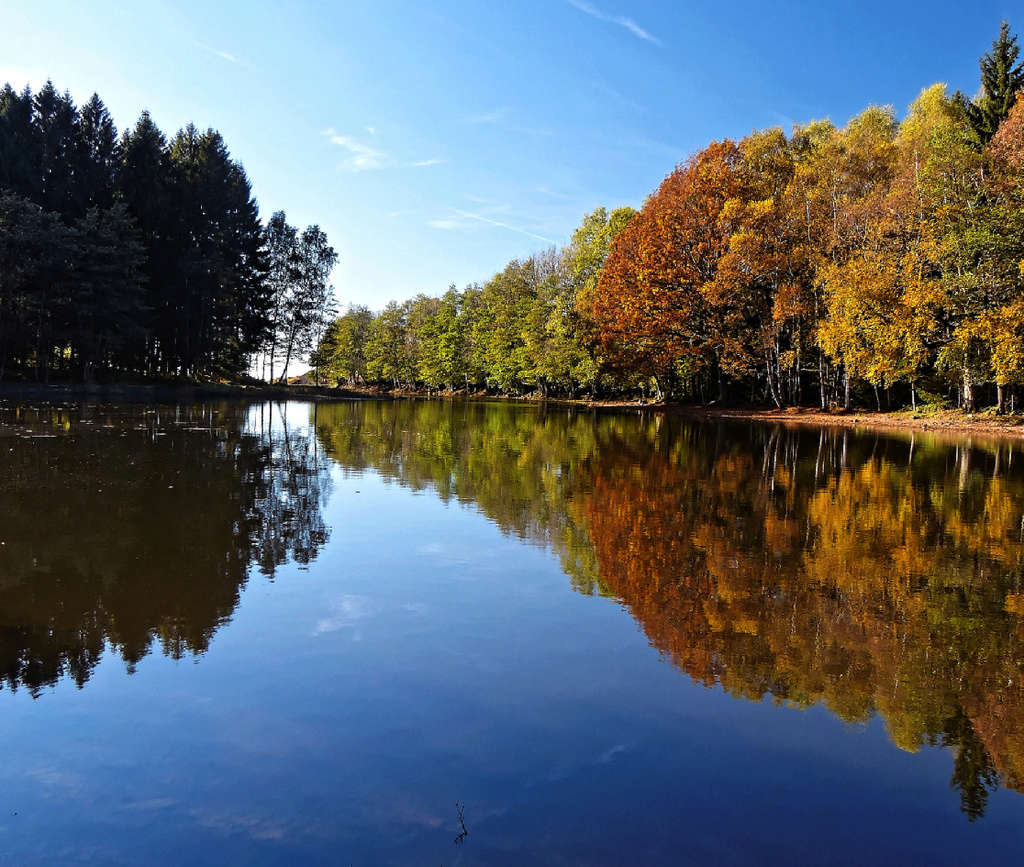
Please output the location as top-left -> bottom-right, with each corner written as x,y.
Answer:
1,0 -> 1018,309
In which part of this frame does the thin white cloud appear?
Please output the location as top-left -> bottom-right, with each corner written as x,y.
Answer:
365,125 -> 377,135
536,185 -> 572,200
194,41 -> 241,64
452,208 -> 556,244
466,106 -> 509,125
322,127 -> 387,171
322,128 -> 440,171
463,107 -> 551,138
428,219 -> 462,230
566,0 -> 661,45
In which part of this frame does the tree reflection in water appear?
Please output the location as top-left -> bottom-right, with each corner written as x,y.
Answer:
0,401 -> 331,695
4,398 -> 1024,819
314,401 -> 1024,819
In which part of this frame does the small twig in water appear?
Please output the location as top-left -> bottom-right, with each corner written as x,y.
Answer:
453,801 -> 468,845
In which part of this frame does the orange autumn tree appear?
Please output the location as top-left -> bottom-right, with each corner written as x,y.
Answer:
703,128 -> 815,407
584,140 -> 742,398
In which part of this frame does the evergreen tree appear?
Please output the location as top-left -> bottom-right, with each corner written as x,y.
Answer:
33,81 -> 82,217
67,203 -> 147,379
77,94 -> 119,211
957,21 -> 1024,144
118,111 -> 176,372
0,85 -> 41,199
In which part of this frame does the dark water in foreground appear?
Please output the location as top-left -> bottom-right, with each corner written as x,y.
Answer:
2,399 -> 1024,864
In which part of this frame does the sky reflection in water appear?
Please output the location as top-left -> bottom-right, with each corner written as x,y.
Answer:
1,399 -> 1024,864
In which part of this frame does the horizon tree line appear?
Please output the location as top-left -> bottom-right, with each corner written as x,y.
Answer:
313,21 -> 1024,412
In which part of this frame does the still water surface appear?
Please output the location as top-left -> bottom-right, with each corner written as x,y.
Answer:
2,399 -> 1024,864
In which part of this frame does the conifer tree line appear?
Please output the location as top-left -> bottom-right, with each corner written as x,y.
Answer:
0,80 -> 336,381
315,22 -> 1024,411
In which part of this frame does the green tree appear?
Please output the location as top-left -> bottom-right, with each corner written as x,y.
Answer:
365,300 -> 413,387
956,21 -> 1024,144
416,287 -> 465,390
310,305 -> 374,385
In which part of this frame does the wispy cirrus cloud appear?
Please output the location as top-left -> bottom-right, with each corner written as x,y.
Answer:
427,218 -> 463,230
566,0 -> 661,45
536,185 -> 573,200
323,128 -> 387,171
452,208 -> 556,244
463,106 -> 552,138
322,128 -> 442,171
426,205 -> 555,244
194,41 -> 241,64
465,106 -> 510,125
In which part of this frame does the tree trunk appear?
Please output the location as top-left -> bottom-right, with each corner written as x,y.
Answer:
765,353 -> 782,408
843,370 -> 851,411
910,381 -> 917,411
963,367 -> 975,413
819,353 -> 826,410
997,382 -> 1005,414
873,383 -> 881,412
278,327 -> 296,384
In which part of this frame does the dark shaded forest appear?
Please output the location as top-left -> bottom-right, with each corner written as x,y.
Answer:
0,82 -> 335,383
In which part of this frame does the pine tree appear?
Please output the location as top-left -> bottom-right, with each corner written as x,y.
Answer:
0,85 -> 41,199
77,94 -> 119,211
957,21 -> 1024,144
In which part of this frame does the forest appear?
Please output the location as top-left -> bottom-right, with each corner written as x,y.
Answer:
2,24 -> 1024,411
0,82 -> 336,381
311,23 -> 1024,412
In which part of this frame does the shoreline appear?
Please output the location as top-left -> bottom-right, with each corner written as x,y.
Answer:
3,381 -> 1024,439
0,381 -> 370,403
672,405 -> 1024,439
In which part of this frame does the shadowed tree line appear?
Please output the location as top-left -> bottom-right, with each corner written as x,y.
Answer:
312,23 -> 1024,414
0,81 -> 336,383
0,402 -> 330,695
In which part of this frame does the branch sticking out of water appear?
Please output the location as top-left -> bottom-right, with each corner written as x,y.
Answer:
454,801 -> 468,845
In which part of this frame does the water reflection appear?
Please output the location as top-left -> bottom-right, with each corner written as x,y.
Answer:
0,401 -> 330,695
3,398 -> 1024,823
314,401 -> 1024,820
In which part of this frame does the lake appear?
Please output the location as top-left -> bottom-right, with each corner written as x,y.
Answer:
2,398 -> 1024,864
